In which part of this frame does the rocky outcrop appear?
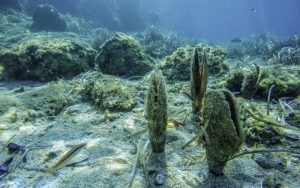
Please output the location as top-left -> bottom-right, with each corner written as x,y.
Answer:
95,33 -> 154,77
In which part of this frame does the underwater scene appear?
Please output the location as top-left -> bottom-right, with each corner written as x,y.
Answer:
0,0 -> 300,187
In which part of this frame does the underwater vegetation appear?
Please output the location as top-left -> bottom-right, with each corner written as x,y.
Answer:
140,26 -> 188,59
0,3 -> 300,187
228,33 -> 300,61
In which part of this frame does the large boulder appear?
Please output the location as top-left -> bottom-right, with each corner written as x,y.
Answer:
159,44 -> 228,81
95,32 -> 154,76
256,68 -> 300,99
31,4 -> 67,32
0,34 -> 95,81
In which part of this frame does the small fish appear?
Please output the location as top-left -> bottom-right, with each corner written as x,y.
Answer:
167,119 -> 185,127
251,8 -> 256,13
231,37 -> 242,43
47,143 -> 86,174
203,130 -> 210,144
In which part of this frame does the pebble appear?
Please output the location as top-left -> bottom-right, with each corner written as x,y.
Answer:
154,173 -> 165,186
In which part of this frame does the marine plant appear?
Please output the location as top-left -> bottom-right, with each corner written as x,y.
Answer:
141,26 -> 187,58
268,46 -> 300,65
145,70 -> 168,153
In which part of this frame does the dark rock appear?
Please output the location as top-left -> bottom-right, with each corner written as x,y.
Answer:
31,4 -> 66,32
262,175 -> 283,188
254,153 -> 286,171
7,143 -> 23,154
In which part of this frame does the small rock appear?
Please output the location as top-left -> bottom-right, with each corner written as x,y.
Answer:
166,135 -> 179,143
14,87 -> 25,93
154,173 -> 164,186
7,143 -> 23,154
254,154 -> 286,171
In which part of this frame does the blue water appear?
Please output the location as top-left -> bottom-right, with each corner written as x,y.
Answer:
2,0 -> 300,42
142,0 -> 300,41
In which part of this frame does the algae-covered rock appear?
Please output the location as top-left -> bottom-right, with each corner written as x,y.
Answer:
17,82 -> 70,116
244,120 -> 282,146
223,69 -> 245,93
92,80 -> 136,111
95,32 -> 154,76
256,68 -> 300,99
74,72 -> 136,111
0,34 -> 95,81
31,4 -> 66,32
202,90 -> 243,175
160,44 -> 228,81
